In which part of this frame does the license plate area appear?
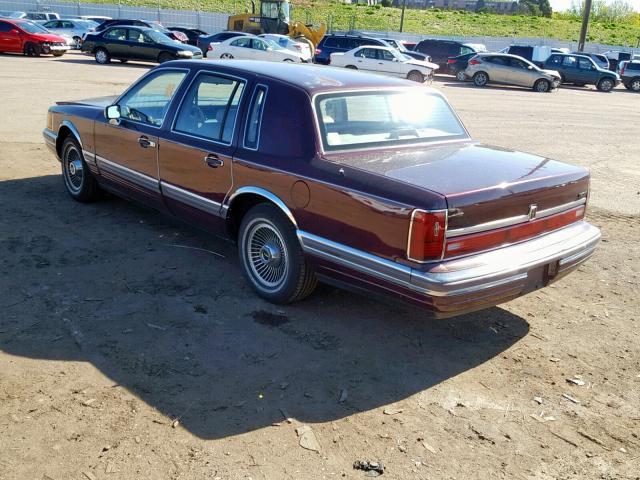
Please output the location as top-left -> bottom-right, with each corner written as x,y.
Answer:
523,261 -> 560,293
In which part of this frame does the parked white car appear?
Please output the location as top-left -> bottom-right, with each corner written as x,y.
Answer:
42,19 -> 98,48
209,35 -> 306,62
330,46 -> 439,83
259,33 -> 312,61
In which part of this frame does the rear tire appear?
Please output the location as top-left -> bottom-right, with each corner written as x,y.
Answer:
61,137 -> 100,203
455,70 -> 466,81
73,36 -> 82,49
283,58 -> 294,62
407,70 -> 424,83
238,204 -> 317,304
158,52 -> 175,63
597,77 -> 614,92
534,78 -> 551,92
220,53 -> 234,59
472,71 -> 488,87
629,78 -> 640,92
24,42 -> 40,57
345,65 -> 357,69
94,47 -> 110,64
52,52 -> 65,57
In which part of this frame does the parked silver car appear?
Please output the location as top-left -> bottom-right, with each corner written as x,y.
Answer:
42,18 -> 98,48
464,53 -> 561,92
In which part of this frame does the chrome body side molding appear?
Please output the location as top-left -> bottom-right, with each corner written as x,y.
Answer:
161,182 -> 224,217
95,155 -> 160,193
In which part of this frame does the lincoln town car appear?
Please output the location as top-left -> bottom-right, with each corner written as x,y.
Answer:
43,61 -> 601,318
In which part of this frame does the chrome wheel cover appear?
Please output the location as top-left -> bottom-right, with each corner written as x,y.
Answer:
600,79 -> 613,91
456,70 -> 466,81
474,73 -> 487,86
96,50 -> 107,63
245,220 -> 288,291
63,145 -> 84,194
536,80 -> 549,92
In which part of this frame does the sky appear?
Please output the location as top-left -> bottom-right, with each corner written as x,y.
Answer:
550,0 -> 640,12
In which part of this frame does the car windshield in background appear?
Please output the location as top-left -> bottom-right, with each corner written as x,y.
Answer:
18,21 -> 48,34
315,90 -> 468,151
146,29 -> 173,44
265,39 -> 284,50
77,20 -> 98,28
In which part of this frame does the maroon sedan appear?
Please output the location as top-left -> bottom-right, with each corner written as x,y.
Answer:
43,61 -> 600,317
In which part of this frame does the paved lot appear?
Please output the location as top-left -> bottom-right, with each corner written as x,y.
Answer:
0,52 -> 638,480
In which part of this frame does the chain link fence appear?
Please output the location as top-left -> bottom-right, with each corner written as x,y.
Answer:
0,0 -> 637,54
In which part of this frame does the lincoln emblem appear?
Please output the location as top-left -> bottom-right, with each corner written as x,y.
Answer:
528,204 -> 538,220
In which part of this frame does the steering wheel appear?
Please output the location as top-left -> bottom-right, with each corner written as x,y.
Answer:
126,107 -> 152,124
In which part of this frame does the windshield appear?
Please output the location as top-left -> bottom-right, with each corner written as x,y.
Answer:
316,90 -> 468,151
17,21 -> 48,34
146,29 -> 173,44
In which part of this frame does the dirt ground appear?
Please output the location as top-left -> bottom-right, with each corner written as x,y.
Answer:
0,52 -> 638,480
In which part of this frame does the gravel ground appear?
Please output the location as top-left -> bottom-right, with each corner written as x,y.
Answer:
0,52 -> 638,480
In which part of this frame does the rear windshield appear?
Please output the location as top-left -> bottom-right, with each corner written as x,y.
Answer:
315,90 -> 468,152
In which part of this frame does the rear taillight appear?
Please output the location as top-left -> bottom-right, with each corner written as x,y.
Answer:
468,58 -> 481,65
447,58 -> 456,64
208,44 -> 213,51
444,206 -> 585,258
407,210 -> 447,262
294,44 -> 301,50
315,48 -> 321,55
620,66 -> 625,75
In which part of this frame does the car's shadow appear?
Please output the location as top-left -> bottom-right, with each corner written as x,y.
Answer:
54,56 -> 153,69
0,174 -> 530,440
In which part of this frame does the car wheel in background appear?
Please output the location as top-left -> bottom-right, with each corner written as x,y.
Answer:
456,70 -> 466,81
283,58 -> 294,62
73,36 -> 82,49
472,71 -> 489,87
220,53 -> 234,59
94,47 -> 110,64
24,42 -> 40,57
534,78 -> 551,92
238,203 -> 317,304
597,77 -> 614,92
158,52 -> 175,63
407,70 -> 424,83
61,137 -> 100,203
118,59 -> 128,63
52,52 -> 65,57
629,78 -> 640,92
345,65 -> 357,69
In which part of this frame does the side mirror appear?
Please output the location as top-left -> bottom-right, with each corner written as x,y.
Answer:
105,105 -> 121,123
392,57 -> 399,62
528,65 -> 533,70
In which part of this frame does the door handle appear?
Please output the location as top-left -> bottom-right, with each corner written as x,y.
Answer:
138,136 -> 156,148
204,154 -> 224,168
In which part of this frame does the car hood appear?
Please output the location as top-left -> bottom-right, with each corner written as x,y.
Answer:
56,95 -> 118,108
31,33 -> 67,42
406,58 -> 439,70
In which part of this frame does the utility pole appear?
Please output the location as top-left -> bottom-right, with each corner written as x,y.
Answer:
577,0 -> 592,52
399,0 -> 407,33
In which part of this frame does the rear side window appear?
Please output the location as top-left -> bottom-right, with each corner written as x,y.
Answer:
562,56 -> 577,67
628,63 -> 640,71
323,37 -> 340,48
0,21 -> 12,32
547,55 -> 562,65
104,28 -> 127,40
174,73 -> 245,144
244,85 -> 267,150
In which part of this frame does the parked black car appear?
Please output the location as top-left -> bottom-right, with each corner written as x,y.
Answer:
543,53 -> 620,91
446,52 -> 479,81
413,39 -> 483,73
314,34 -> 392,65
197,30 -> 251,57
81,26 -> 202,64
620,60 -> 640,91
93,19 -> 188,43
166,26 -> 207,46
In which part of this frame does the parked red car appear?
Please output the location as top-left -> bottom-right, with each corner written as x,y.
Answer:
42,61 -> 600,318
0,18 -> 69,56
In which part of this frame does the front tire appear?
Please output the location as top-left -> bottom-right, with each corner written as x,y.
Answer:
94,47 -> 110,64
407,70 -> 424,83
597,77 -> 614,92
61,137 -> 100,203
24,42 -> 40,57
238,204 -> 317,304
344,65 -> 357,69
534,78 -> 551,92
455,70 -> 466,82
473,71 -> 489,87
220,53 -> 234,59
630,78 -> 640,92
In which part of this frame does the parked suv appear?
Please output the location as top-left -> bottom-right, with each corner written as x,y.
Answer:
25,11 -> 60,22
543,53 -> 620,92
619,60 -> 640,91
314,34 -> 390,65
570,51 -> 609,70
413,39 -> 484,73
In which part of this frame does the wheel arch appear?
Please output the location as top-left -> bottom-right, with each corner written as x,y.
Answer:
224,187 -> 298,241
56,120 -> 83,158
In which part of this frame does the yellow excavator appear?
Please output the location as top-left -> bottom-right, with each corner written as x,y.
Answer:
227,0 -> 326,50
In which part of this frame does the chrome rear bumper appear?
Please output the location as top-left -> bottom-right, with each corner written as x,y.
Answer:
300,221 -> 600,317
